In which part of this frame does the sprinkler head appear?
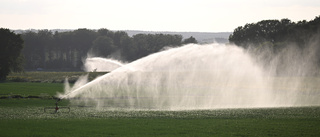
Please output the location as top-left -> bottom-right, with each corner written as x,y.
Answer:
44,98 -> 70,113
55,106 -> 59,112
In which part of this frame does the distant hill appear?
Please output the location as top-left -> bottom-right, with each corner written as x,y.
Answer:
14,29 -> 231,44
124,30 -> 231,44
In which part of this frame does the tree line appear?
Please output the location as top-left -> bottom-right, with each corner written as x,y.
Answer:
21,29 -> 197,70
2,15 -> 319,80
229,16 -> 320,50
229,16 -> 320,76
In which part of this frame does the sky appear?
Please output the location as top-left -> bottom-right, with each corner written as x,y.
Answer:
0,0 -> 319,32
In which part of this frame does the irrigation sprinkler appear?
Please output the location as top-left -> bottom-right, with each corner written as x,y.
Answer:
44,98 -> 70,113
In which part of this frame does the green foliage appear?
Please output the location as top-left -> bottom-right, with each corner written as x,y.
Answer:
229,19 -> 294,47
22,30 -> 53,69
229,16 -> 320,76
21,28 -> 191,70
183,36 -> 198,44
122,34 -> 183,61
229,16 -> 320,50
91,36 -> 116,57
0,28 -> 24,81
6,76 -> 30,82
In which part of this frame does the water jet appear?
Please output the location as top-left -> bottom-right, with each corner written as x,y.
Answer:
83,57 -> 125,72
58,43 -> 320,110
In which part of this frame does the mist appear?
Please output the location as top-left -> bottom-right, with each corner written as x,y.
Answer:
57,34 -> 320,110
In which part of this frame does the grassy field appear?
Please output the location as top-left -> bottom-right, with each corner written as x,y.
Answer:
0,82 -> 63,97
1,73 -> 320,136
1,98 -> 320,136
1,113 -> 319,136
7,71 -> 107,83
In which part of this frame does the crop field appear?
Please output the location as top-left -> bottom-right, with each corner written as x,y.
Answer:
7,71 -> 107,83
1,73 -> 320,136
1,97 -> 320,137
1,98 -> 320,136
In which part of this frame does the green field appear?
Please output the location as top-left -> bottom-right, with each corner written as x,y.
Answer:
7,71 -> 107,83
0,82 -> 63,97
1,76 -> 320,136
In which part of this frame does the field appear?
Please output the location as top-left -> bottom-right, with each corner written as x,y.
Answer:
6,71 -> 107,83
1,72 -> 320,136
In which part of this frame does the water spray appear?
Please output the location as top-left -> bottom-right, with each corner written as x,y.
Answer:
57,43 -> 320,110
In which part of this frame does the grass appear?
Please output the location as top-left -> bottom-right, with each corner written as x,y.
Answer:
1,74 -> 320,136
1,97 -> 320,136
7,71 -> 108,83
0,98 -> 69,107
1,118 -> 319,137
0,82 -> 64,97
1,102 -> 320,136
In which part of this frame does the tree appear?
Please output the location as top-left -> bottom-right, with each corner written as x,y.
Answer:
0,28 -> 24,81
91,36 -> 116,57
229,19 -> 294,48
23,30 -> 53,69
19,28 -> 190,69
228,16 -> 320,76
121,33 -> 184,61
229,16 -> 320,50
183,36 -> 197,44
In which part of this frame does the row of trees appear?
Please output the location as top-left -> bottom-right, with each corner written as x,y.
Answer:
229,16 -> 320,50
229,16 -> 320,76
22,29 -> 197,70
6,16 -> 317,80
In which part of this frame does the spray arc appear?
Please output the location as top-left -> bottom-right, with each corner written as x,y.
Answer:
49,59 -> 126,113
58,43 -> 320,110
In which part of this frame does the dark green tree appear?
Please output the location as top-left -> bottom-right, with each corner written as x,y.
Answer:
228,16 -> 320,76
122,33 -> 183,61
22,30 -> 54,69
229,19 -> 294,48
91,36 -> 116,57
0,28 -> 24,81
229,16 -> 320,50
20,28 -> 191,69
183,36 -> 197,44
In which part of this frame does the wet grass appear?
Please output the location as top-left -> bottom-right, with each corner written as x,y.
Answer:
1,81 -> 320,136
1,99 -> 320,119
1,99 -> 320,136
1,117 -> 319,136
7,71 -> 107,83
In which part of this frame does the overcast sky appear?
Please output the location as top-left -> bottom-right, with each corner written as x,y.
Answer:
0,0 -> 319,32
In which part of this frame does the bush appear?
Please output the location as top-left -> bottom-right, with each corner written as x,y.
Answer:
6,76 -> 29,82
